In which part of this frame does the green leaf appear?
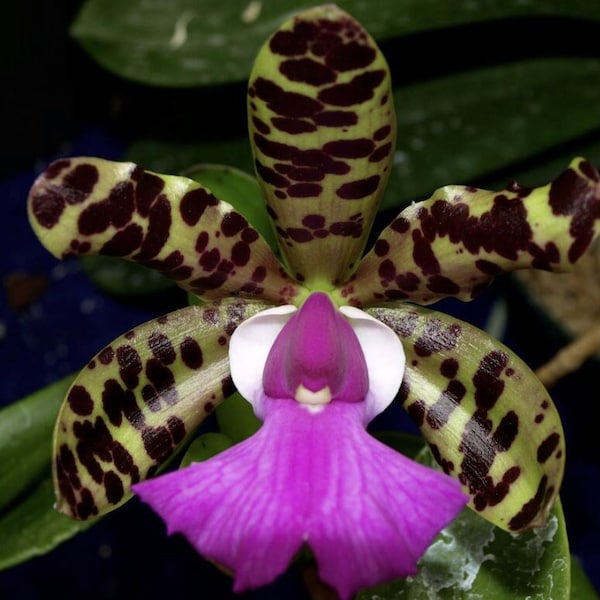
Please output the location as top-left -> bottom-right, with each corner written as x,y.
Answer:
183,163 -> 278,253
383,57 -> 600,210
81,255 -> 175,296
0,375 -> 75,512
179,432 -> 234,467
70,0 -> 600,86
0,476 -> 95,571
571,556 -> 599,600
358,446 -> 570,600
215,391 -> 261,443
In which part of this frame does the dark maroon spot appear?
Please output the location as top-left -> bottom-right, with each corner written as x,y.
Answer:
62,163 -> 99,204
374,239 -> 390,256
255,160 -> 290,188
98,346 -> 115,365
270,30 -> 309,56
473,351 -> 508,410
395,272 -> 420,292
313,110 -> 358,127
537,432 -> 560,463
195,231 -> 209,254
280,57 -> 336,86
508,475 -> 548,530
190,270 -> 230,291
31,188 -> 66,229
493,410 -> 519,451
116,345 -> 143,390
221,212 -> 248,237
294,149 -> 350,175
412,230 -> 440,275
135,195 -> 172,260
252,116 -> 270,135
142,425 -> 175,462
68,385 -> 94,416
326,41 -> 376,72
440,358 -> 459,379
414,319 -> 461,357
287,228 -> 313,242
241,228 -> 259,244
148,332 -> 176,365
329,221 -> 362,237
318,70 -> 385,106
475,259 -> 503,275
180,188 -> 219,226
390,217 -> 410,233
180,337 -> 203,370
288,183 -> 322,198
44,158 -> 71,179
275,163 -> 324,182
251,266 -> 267,282
369,143 -> 392,163
378,259 -> 396,282
406,399 -> 425,426
374,125 -> 391,141
426,387 -> 461,429
302,214 -> 326,229
272,117 -> 316,134
324,138 -> 374,159
200,248 -> 221,271
146,359 -> 176,400
167,415 -> 187,445
427,275 -> 460,295
101,223 -> 144,256
231,241 -> 251,266
253,77 -> 323,118
135,171 -> 165,217
104,471 -> 124,504
337,175 -> 380,200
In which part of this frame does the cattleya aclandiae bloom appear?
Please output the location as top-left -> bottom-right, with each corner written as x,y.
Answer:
27,3 -> 600,597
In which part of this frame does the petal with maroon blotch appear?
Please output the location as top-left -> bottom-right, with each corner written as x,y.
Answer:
28,157 -> 301,304
368,303 -> 565,533
248,5 -> 396,287
53,298 -> 269,519
341,158 -> 600,306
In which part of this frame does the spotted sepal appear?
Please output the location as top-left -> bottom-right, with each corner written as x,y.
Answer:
248,4 -> 396,287
341,158 -> 600,306
28,157 -> 301,304
368,303 -> 565,533
53,298 -> 269,519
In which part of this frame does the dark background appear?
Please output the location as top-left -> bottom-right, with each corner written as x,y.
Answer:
1,2 -> 599,598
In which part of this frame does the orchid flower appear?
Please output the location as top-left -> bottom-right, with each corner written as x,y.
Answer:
27,4 -> 600,598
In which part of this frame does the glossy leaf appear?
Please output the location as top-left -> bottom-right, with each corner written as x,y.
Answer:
81,255 -> 175,296
248,4 -> 396,286
0,476 -> 95,571
368,303 -> 565,532
358,446 -> 570,600
0,375 -> 75,512
214,391 -> 261,443
183,163 -> 278,253
52,299 -> 268,519
71,0 -> 600,86
27,157 -> 300,304
341,158 -> 600,306
386,57 -> 600,211
179,432 -> 234,467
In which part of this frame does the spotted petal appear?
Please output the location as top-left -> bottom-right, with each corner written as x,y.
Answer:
28,157 -> 301,304
53,298 -> 268,519
341,158 -> 600,306
248,5 -> 396,287
368,304 -> 565,533
134,399 -> 466,599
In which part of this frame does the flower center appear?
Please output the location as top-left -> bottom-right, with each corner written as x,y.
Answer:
263,292 -> 369,410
